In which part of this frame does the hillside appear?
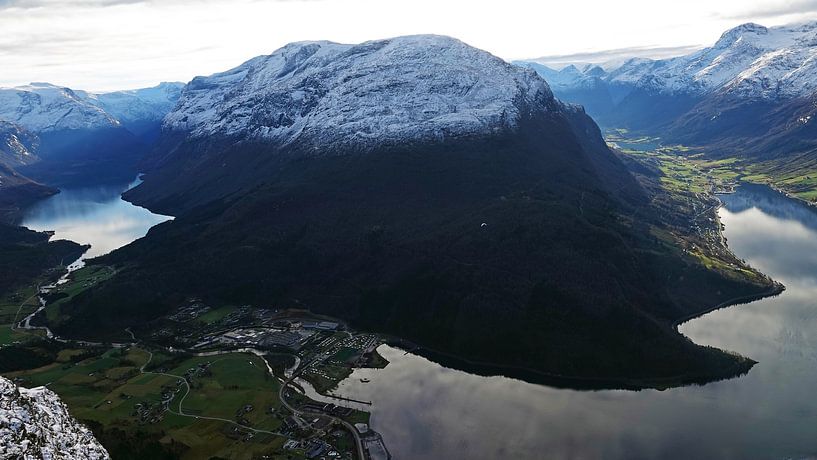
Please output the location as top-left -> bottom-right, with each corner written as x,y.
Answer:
0,121 -> 55,223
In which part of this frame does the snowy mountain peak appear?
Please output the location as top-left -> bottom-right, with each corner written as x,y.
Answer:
165,35 -> 554,151
0,81 -> 185,135
0,377 -> 109,459
92,81 -> 185,124
714,23 -> 769,48
0,83 -> 120,132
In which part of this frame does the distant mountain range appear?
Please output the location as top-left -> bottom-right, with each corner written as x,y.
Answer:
0,81 -> 183,190
0,81 -> 184,133
517,21 -> 817,159
45,35 -> 772,387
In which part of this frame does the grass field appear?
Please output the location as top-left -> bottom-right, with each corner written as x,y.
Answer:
167,354 -> 285,432
0,283 -> 39,324
0,283 -> 44,346
608,128 -> 817,203
195,305 -> 236,325
0,324 -> 35,346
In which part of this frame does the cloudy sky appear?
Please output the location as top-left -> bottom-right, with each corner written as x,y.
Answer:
1,0 -> 816,91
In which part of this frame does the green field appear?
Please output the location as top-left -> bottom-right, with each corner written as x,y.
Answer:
0,283 -> 39,325
608,128 -> 817,203
195,305 -> 236,325
0,324 -> 32,346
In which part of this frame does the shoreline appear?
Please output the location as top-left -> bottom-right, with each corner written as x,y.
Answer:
379,334 -> 757,391
671,284 -> 785,331
373,185 -> 788,392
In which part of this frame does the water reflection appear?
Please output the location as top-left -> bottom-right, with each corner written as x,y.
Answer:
20,178 -> 172,260
330,184 -> 817,460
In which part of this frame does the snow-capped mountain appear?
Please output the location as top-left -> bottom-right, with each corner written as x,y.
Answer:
0,83 -> 119,132
0,376 -> 109,459
86,82 -> 184,125
113,35 -> 747,388
608,22 -> 817,99
164,35 -> 554,152
0,81 -> 185,134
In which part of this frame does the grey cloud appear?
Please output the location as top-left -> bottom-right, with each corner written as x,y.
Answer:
526,45 -> 703,69
0,0 -> 326,8
0,0 -> 145,9
715,0 -> 817,20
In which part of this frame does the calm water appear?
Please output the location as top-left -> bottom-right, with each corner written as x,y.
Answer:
20,178 -> 171,262
330,184 -> 817,460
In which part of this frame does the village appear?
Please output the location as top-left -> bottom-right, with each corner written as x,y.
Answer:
127,301 -> 392,460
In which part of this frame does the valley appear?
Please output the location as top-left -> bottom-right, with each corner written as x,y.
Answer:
2,13 -> 817,458
4,175 -> 815,459
608,128 -> 817,205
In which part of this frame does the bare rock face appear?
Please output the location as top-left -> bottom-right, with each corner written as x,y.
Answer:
0,376 -> 109,459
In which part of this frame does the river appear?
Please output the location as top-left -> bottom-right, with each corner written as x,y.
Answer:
20,177 -> 172,265
324,184 -> 817,460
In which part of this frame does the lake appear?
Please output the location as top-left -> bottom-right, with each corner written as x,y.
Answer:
20,177 -> 172,264
326,184 -> 817,460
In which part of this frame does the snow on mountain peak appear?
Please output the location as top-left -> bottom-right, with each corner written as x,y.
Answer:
0,81 -> 185,134
0,377 -> 110,459
164,35 -> 554,151
714,23 -> 769,48
0,83 -> 120,132
92,81 -> 185,124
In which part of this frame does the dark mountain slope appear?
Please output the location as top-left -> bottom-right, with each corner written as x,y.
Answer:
17,127 -> 147,186
53,36 -> 771,386
0,225 -> 87,296
0,121 -> 55,223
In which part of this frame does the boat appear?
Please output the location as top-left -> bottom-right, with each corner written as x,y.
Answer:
360,378 -> 371,383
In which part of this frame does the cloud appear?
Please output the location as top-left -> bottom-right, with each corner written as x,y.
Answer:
525,45 -> 703,70
715,0 -> 817,20
0,0 -> 322,8
0,0 -> 145,9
